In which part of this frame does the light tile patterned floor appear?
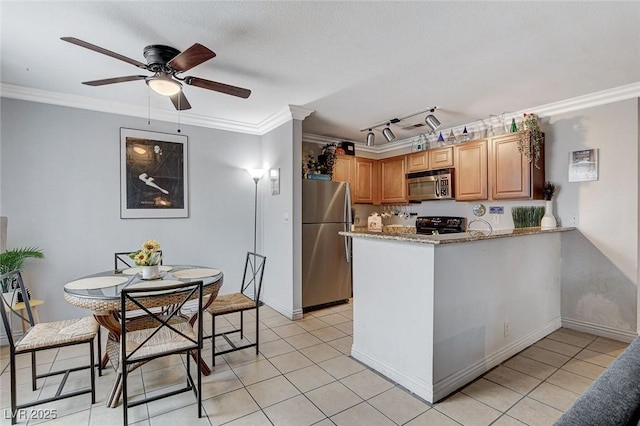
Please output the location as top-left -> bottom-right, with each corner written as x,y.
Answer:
0,301 -> 630,425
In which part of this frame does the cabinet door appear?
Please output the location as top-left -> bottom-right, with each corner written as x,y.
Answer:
353,158 -> 376,204
333,155 -> 355,184
380,156 -> 407,204
429,146 -> 454,169
490,134 -> 531,199
454,140 -> 488,201
406,151 -> 428,172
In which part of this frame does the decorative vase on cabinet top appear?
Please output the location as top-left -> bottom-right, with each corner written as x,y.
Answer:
541,200 -> 557,229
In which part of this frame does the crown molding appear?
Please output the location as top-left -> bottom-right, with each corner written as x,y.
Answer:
3,81 -> 639,143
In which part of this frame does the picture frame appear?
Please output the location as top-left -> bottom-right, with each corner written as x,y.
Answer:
568,148 -> 598,182
120,128 -> 189,218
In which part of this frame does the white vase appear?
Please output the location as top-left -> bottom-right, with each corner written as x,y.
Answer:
541,200 -> 557,230
141,265 -> 160,279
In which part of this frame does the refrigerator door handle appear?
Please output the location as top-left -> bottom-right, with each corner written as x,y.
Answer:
344,183 -> 352,263
344,233 -> 351,263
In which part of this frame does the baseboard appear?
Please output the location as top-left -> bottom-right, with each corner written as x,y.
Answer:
351,345 -> 434,403
433,317 -> 562,401
561,317 -> 638,343
260,296 -> 303,320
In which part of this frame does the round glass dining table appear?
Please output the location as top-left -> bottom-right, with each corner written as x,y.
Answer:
64,265 -> 223,406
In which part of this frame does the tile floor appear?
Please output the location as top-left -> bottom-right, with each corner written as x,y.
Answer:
0,301 -> 631,425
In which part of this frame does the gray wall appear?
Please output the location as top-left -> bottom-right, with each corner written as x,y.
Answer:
1,98 -> 262,321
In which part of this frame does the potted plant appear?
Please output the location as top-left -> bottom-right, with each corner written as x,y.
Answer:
517,113 -> 544,169
129,239 -> 162,279
0,247 -> 44,302
303,143 -> 337,179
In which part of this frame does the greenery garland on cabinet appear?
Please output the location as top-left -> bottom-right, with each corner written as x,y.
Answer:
517,113 -> 544,169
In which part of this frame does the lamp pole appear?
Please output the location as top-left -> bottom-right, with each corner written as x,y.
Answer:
247,169 -> 265,254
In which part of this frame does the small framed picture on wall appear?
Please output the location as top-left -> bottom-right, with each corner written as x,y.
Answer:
568,148 -> 598,182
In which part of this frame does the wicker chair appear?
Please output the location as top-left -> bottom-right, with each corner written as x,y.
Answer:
0,270 -> 99,425
119,280 -> 204,425
207,252 -> 266,365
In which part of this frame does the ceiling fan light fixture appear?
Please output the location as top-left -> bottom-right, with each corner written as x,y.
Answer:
146,74 -> 182,96
382,125 -> 395,142
425,114 -> 441,132
366,129 -> 375,147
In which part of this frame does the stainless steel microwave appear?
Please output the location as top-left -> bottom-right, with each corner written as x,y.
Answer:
406,169 -> 454,201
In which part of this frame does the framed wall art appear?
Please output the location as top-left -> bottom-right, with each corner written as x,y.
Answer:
120,128 -> 189,218
568,148 -> 598,182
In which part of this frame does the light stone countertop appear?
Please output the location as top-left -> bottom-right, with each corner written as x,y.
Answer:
340,226 -> 575,245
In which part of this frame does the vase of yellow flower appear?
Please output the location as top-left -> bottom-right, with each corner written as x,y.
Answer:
129,239 -> 162,279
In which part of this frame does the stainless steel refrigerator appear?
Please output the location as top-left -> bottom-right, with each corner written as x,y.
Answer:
302,179 -> 352,310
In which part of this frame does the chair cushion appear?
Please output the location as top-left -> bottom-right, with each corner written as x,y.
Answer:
122,321 -> 197,363
16,316 -> 99,352
206,293 -> 256,315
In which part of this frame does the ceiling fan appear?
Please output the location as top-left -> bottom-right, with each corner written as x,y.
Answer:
61,37 -> 251,110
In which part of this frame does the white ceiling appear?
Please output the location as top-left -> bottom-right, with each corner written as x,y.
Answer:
1,2 -> 639,146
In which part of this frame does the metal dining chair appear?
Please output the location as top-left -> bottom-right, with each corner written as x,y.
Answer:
118,280 -> 204,425
206,252 -> 266,365
0,270 -> 99,425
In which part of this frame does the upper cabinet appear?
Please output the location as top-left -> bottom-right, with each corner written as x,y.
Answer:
380,155 -> 407,204
406,151 -> 428,173
333,155 -> 355,184
353,157 -> 379,204
453,133 -> 545,201
454,139 -> 488,201
429,146 -> 454,169
489,133 -> 545,200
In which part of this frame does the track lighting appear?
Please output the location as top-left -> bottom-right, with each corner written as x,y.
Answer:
366,129 -> 375,147
425,109 -> 441,132
382,124 -> 395,142
361,106 -> 440,146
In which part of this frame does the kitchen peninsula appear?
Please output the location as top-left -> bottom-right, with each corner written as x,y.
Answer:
340,227 -> 574,403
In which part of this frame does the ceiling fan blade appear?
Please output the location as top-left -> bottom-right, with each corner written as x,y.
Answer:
82,75 -> 147,86
170,91 -> 192,110
168,43 -> 216,73
61,37 -> 147,69
186,77 -> 251,99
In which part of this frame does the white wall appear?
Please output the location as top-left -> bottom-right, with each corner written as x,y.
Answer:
261,119 -> 301,319
0,98 -> 261,321
550,99 -> 639,336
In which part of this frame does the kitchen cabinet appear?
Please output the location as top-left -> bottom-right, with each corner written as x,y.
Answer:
380,155 -> 407,204
406,150 -> 429,172
353,157 -> 379,204
429,146 -> 454,169
489,133 -> 545,199
333,155 -> 355,184
454,139 -> 488,201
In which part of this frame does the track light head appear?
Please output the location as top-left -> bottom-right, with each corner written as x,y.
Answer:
366,129 -> 375,146
425,113 -> 441,132
382,125 -> 395,142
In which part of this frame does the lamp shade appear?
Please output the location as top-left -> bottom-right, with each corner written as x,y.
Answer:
425,114 -> 441,132
366,130 -> 375,147
247,168 -> 265,182
382,126 -> 395,142
146,74 -> 182,96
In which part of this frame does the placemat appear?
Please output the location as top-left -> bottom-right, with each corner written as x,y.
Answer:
172,268 -> 221,279
65,276 -> 129,290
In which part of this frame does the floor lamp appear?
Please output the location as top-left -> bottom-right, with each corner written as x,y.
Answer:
247,168 -> 265,254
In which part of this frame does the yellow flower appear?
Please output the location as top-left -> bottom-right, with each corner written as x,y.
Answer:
134,251 -> 148,265
141,239 -> 160,253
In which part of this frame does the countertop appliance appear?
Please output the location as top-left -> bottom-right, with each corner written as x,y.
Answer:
406,169 -> 453,201
415,216 -> 467,235
302,180 -> 352,310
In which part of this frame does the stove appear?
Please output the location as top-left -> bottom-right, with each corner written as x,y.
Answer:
415,216 -> 467,235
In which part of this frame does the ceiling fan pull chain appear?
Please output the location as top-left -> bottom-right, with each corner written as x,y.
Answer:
177,95 -> 182,133
147,88 -> 151,126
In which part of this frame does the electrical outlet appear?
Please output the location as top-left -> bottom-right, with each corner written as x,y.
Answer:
504,321 -> 510,337
571,213 -> 579,225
